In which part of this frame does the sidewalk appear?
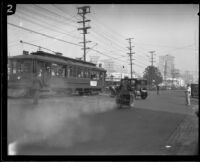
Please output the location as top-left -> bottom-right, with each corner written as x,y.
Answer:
164,98 -> 199,155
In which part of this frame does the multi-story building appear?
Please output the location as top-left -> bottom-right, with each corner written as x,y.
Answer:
99,59 -> 131,81
89,55 -> 100,65
158,54 -> 175,79
100,59 -> 115,74
181,70 -> 194,84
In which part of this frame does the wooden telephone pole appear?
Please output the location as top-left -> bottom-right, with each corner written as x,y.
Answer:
77,6 -> 91,61
126,38 -> 135,79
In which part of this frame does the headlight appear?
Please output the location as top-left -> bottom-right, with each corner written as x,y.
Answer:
17,76 -> 21,80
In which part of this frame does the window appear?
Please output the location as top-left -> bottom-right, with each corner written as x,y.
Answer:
72,66 -> 77,77
11,60 -> 32,74
68,66 -> 73,77
96,71 -> 100,80
65,65 -> 68,77
44,63 -> 51,76
8,60 -> 11,75
51,63 -> 66,77
91,71 -> 97,80
99,72 -> 104,80
80,69 -> 84,78
77,67 -> 81,78
84,69 -> 89,78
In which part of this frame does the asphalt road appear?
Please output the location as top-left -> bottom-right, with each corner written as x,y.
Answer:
7,90 -> 198,155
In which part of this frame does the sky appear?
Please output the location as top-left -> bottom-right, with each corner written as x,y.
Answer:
7,4 -> 199,76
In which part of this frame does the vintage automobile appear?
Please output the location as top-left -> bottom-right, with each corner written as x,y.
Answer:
121,78 -> 148,99
134,79 -> 148,99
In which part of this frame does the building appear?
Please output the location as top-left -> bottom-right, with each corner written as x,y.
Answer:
181,70 -> 194,84
89,55 -> 100,65
100,59 -> 115,74
158,54 -> 175,79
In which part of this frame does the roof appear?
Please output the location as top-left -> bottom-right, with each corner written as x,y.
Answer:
9,51 -> 106,72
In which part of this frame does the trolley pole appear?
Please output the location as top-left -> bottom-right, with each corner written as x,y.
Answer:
126,38 -> 134,79
77,6 -> 91,61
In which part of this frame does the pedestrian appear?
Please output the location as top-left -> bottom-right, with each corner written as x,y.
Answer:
185,84 -> 191,106
32,72 -> 42,104
156,85 -> 159,95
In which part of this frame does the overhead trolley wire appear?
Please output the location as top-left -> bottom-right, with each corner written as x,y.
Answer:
52,4 -> 80,22
19,5 -> 79,28
8,23 -> 82,47
34,4 -> 78,24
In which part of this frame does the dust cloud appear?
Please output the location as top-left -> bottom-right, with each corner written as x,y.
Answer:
8,95 -> 116,155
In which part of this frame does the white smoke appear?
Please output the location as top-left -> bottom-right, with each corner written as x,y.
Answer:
8,95 -> 116,154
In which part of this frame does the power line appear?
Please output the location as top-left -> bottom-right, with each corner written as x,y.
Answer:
8,22 -> 82,47
91,26 -> 127,51
15,11 -> 81,40
90,14 -> 127,44
19,5 -> 78,28
53,4 -> 80,22
90,28 -> 127,53
34,4 -> 78,25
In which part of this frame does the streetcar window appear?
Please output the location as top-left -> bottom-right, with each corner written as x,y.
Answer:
88,70 -> 91,78
91,71 -> 97,80
80,69 -> 84,78
99,72 -> 103,80
36,61 -> 44,74
77,67 -> 81,78
51,63 -> 66,77
44,63 -> 51,75
11,60 -> 32,74
96,71 -> 100,80
8,60 -> 11,75
72,66 -> 77,77
65,65 -> 68,77
84,69 -> 89,78
68,66 -> 73,77
12,61 -> 17,74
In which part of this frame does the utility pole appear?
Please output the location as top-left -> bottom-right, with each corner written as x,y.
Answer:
77,6 -> 91,61
149,51 -> 156,66
126,38 -> 134,79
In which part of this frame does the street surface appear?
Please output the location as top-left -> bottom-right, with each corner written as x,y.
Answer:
7,90 -> 198,155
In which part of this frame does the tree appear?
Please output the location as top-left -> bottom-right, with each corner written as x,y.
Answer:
143,66 -> 163,88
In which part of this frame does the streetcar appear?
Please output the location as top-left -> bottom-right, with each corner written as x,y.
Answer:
8,50 -> 106,97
